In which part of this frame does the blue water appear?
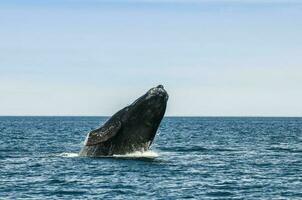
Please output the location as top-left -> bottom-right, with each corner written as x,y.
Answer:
1,117 -> 302,199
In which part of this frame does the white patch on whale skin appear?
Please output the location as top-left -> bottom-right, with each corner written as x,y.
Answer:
146,87 -> 166,100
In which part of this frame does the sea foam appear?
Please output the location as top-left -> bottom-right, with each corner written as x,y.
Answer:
58,152 -> 79,158
58,151 -> 159,159
113,150 -> 159,158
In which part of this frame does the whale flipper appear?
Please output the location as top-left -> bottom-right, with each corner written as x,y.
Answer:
85,120 -> 121,146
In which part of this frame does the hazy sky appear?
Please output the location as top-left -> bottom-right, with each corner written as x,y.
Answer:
1,0 -> 302,116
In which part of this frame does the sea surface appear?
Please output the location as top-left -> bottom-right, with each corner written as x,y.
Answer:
1,117 -> 302,199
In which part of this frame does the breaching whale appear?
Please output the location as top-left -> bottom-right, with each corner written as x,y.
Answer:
79,85 -> 168,157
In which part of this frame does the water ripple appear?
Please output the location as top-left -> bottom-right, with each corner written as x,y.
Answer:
1,117 -> 302,199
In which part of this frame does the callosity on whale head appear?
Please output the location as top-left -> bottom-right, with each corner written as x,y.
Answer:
79,85 -> 168,157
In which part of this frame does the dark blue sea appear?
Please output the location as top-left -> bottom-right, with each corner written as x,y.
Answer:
1,117 -> 301,199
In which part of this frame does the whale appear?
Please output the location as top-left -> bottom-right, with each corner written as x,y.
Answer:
79,85 -> 168,157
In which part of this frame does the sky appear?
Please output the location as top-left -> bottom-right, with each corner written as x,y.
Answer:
0,0 -> 302,116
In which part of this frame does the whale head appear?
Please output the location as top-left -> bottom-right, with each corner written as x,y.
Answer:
127,85 -> 168,129
118,85 -> 169,151
130,85 -> 168,122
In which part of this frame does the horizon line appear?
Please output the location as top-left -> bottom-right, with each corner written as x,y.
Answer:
0,115 -> 302,118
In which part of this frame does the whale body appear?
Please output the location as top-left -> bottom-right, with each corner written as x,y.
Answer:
79,85 -> 168,157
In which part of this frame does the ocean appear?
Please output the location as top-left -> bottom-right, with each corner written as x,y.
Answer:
1,117 -> 301,199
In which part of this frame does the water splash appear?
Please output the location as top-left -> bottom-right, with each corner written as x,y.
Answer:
58,151 -> 159,159
83,132 -> 89,146
58,153 -> 79,158
113,150 -> 159,158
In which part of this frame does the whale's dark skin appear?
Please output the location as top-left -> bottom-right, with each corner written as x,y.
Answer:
79,85 -> 168,157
